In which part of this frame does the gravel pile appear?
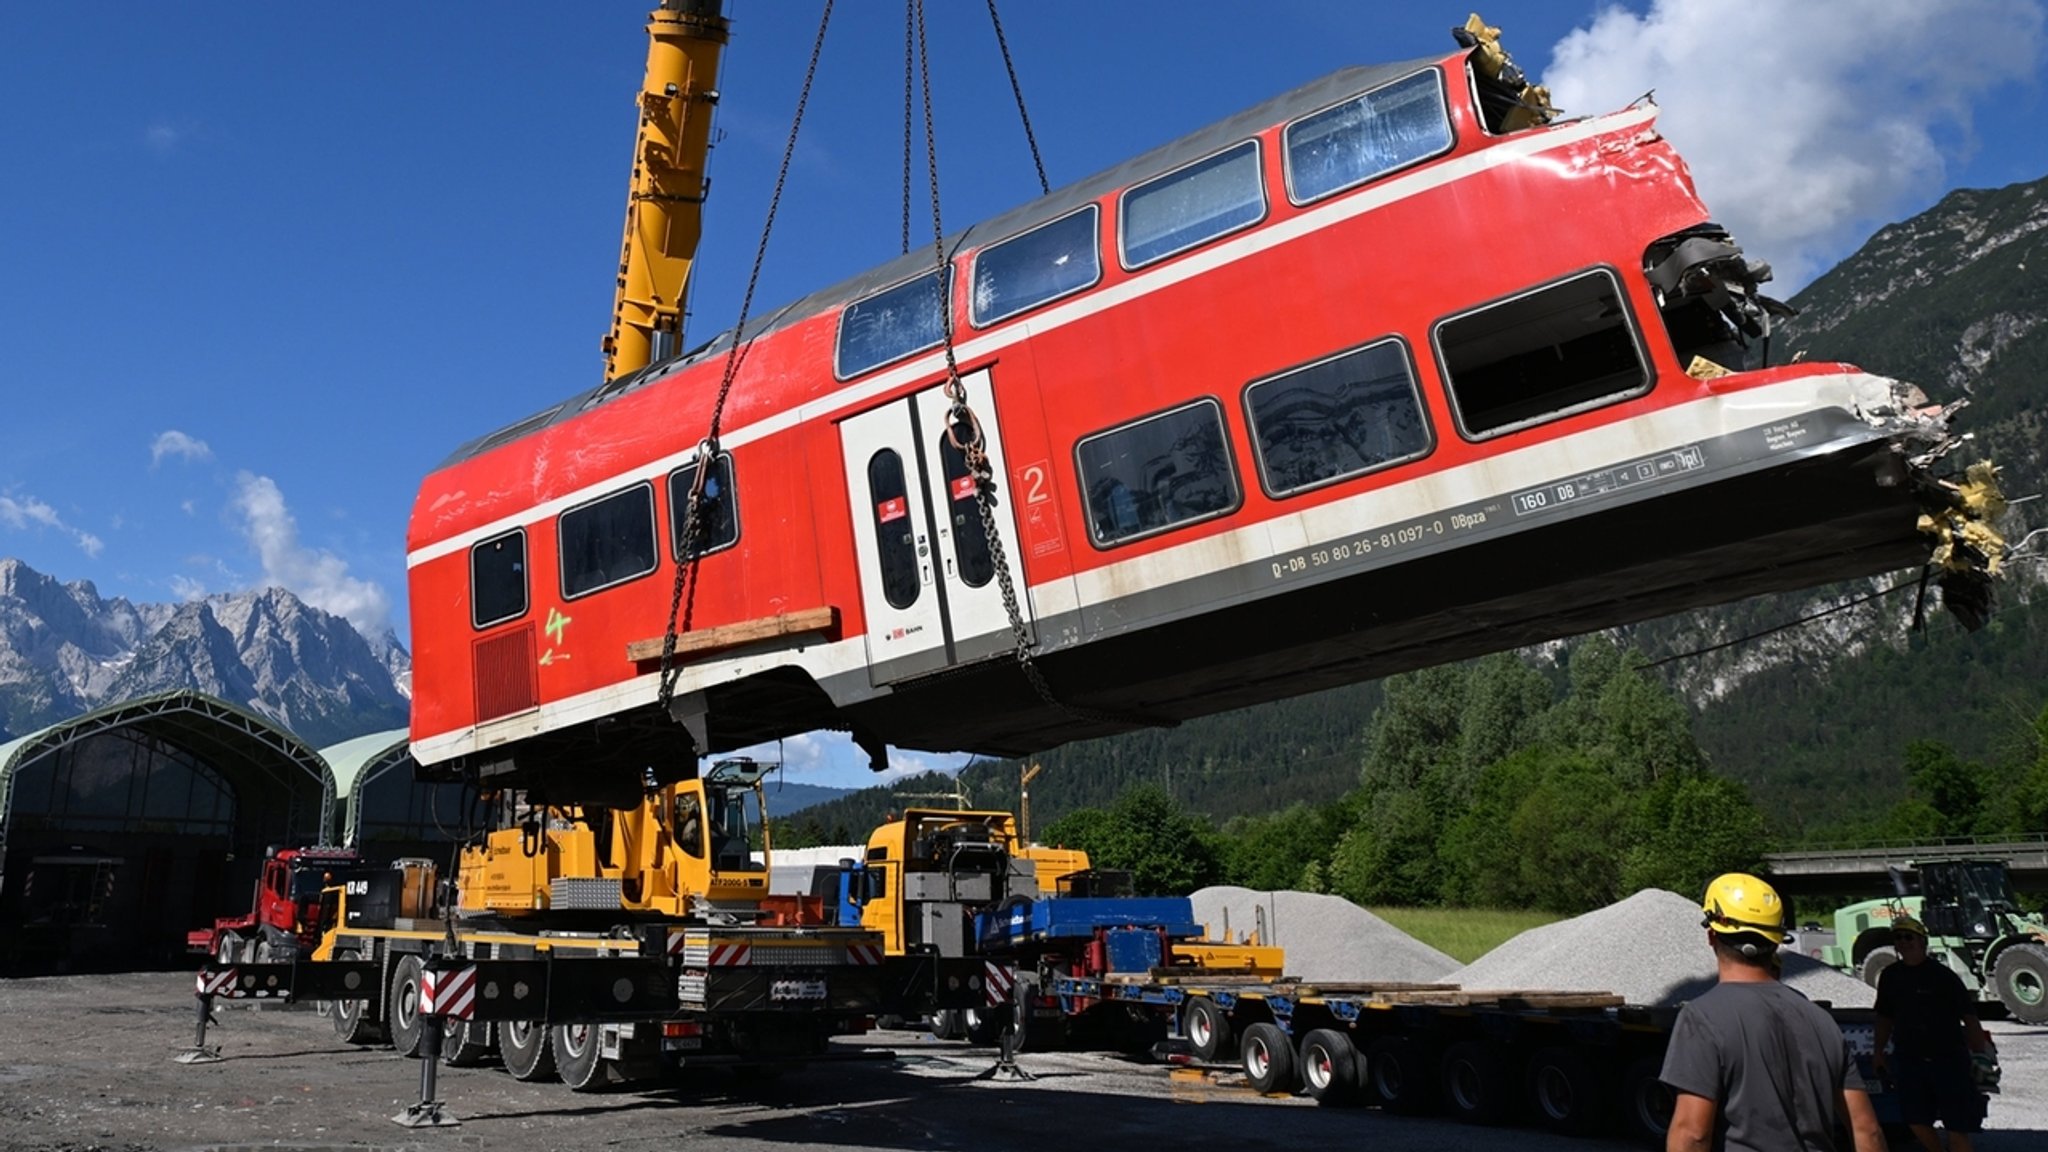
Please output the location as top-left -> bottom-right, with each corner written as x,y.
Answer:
1188,886 -> 1460,983
1451,888 -> 1876,1007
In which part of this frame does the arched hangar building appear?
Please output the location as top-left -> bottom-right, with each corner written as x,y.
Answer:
0,691 -> 332,972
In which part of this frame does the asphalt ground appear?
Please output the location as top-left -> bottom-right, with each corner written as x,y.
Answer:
0,973 -> 2040,1151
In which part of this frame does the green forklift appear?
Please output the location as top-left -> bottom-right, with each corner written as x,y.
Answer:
1809,859 -> 2048,1024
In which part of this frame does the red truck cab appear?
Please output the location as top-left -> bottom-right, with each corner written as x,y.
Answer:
187,845 -> 361,962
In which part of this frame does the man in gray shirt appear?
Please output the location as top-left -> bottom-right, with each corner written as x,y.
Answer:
1661,873 -> 1884,1152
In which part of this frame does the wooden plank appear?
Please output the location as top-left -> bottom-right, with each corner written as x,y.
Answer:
626,607 -> 837,664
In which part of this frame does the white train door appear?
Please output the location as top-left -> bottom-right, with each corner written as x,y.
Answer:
839,369 -> 1033,686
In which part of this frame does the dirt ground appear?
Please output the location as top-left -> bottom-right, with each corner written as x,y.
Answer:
0,973 -> 2041,1152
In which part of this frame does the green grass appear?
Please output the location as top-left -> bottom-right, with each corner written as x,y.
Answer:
1367,906 -> 1564,965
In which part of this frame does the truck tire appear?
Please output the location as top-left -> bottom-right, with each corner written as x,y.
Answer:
386,955 -> 425,1058
964,1005 -> 1009,1048
1367,1035 -> 1437,1114
330,949 -> 387,1045
930,1009 -> 965,1041
1183,997 -> 1233,1063
1298,1028 -> 1363,1106
215,933 -> 242,965
1526,1045 -> 1610,1136
500,1019 -> 556,1082
1621,1054 -> 1675,1145
443,1020 -> 494,1067
1992,942 -> 2048,1024
1440,1039 -> 1515,1125
1240,1021 -> 1298,1095
554,1022 -> 607,1092
1860,946 -> 1899,989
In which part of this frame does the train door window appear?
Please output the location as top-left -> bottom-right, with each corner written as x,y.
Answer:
934,412 -> 995,587
1076,400 -> 1240,546
1245,339 -> 1432,496
837,267 -> 953,380
1284,70 -> 1453,205
970,205 -> 1101,327
558,482 -> 658,598
866,449 -> 922,609
1120,140 -> 1266,269
1434,269 -> 1651,440
667,452 -> 739,560
470,529 -> 528,629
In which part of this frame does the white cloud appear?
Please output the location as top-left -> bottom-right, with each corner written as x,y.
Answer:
151,430 -> 213,467
168,574 -> 207,602
230,472 -> 390,633
0,491 -> 106,557
180,499 -> 196,516
1541,0 -> 2044,289
144,123 -> 183,153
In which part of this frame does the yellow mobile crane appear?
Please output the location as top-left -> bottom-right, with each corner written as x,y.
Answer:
601,0 -> 729,380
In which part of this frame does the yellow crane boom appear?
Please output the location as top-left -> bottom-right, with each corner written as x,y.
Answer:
602,0 -> 730,382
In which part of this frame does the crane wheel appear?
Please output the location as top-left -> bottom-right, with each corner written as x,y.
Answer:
1240,1021 -> 1298,1095
443,1020 -> 494,1067
386,956 -> 425,1058
501,1019 -> 557,1082
554,1022 -> 609,1092
330,949 -> 387,1045
1992,942 -> 2048,1024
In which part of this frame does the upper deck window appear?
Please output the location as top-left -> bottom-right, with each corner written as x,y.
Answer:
1077,400 -> 1240,547
1285,70 -> 1453,205
971,206 -> 1101,327
559,483 -> 658,599
1245,339 -> 1431,496
668,453 -> 739,560
470,529 -> 529,629
837,267 -> 952,380
1119,141 -> 1266,269
1434,269 -> 1652,440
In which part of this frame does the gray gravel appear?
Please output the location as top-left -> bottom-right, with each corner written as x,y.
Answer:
1188,886 -> 1460,983
1452,888 -> 1877,1007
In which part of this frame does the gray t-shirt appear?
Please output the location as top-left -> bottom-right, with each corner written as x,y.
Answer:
1660,980 -> 1867,1152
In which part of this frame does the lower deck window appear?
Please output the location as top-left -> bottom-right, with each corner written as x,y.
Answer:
1435,269 -> 1650,439
1246,339 -> 1430,495
1077,400 -> 1238,546
559,483 -> 657,598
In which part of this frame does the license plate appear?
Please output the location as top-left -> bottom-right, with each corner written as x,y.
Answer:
769,979 -> 828,1001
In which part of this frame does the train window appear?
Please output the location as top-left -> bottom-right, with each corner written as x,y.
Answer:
558,482 -> 658,599
1077,400 -> 1240,546
970,205 -> 1101,327
1285,70 -> 1453,205
866,449 -> 922,609
1434,269 -> 1652,439
934,411 -> 994,587
1245,339 -> 1431,496
470,529 -> 529,629
837,267 -> 953,380
1120,141 -> 1265,269
667,452 -> 739,560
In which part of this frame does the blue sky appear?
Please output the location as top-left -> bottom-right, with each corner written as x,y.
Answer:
3,2 -> 2043,787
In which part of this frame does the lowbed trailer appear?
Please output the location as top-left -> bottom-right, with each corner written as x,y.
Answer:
1047,971 -> 1887,1143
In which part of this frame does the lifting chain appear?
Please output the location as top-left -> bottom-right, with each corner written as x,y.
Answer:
656,0 -> 837,723
913,1 -> 1140,731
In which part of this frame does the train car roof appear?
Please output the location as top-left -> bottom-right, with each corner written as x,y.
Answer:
439,54 -> 1453,471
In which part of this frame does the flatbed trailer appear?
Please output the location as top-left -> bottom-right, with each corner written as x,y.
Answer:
1044,971 -> 1887,1144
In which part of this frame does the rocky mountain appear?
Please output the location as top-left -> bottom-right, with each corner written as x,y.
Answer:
0,558 -> 411,748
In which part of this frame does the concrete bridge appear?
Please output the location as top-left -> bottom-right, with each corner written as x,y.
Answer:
1763,836 -> 2048,896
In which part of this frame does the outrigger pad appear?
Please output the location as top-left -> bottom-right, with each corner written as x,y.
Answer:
172,1048 -> 223,1065
391,1101 -> 460,1128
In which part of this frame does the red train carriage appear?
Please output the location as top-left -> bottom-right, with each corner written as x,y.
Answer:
407,45 -> 1969,799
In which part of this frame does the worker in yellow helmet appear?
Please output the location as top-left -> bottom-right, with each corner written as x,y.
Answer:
1872,914 -> 1994,1152
1660,873 -> 1884,1152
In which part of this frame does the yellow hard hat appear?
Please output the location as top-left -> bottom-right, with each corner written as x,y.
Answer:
1892,914 -> 1928,938
1701,872 -> 1793,944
